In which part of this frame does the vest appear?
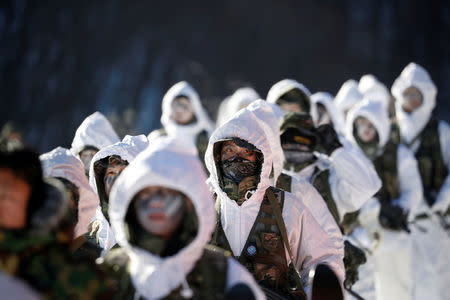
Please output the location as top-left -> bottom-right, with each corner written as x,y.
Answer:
212,187 -> 306,299
372,141 -> 400,204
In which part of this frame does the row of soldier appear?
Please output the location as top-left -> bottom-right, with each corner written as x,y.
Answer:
0,62 -> 448,300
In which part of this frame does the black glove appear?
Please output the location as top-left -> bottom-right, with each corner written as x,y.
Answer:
315,124 -> 342,156
378,202 -> 410,233
343,241 -> 366,289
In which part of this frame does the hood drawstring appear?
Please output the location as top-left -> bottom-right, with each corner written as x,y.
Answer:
180,278 -> 193,299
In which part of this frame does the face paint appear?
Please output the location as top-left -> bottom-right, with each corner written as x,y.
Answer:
79,149 -> 98,175
170,96 -> 195,125
220,141 -> 260,183
103,163 -> 127,197
402,86 -> 423,114
354,117 -> 377,143
133,187 -> 185,239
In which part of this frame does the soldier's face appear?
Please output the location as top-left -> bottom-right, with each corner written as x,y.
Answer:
279,102 -> 303,113
220,141 -> 258,162
402,86 -> 423,114
79,148 -> 98,175
133,186 -> 185,240
170,96 -> 195,125
355,117 -> 377,143
104,162 -> 127,197
0,168 -> 31,229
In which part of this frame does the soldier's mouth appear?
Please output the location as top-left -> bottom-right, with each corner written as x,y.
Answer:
148,213 -> 166,221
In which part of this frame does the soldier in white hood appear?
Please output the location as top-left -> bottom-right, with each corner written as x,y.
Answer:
148,81 -> 214,166
391,62 -> 450,300
310,92 -> 346,135
206,105 -> 344,299
70,112 -> 120,176
267,79 -> 312,114
345,98 -> 423,300
358,74 -> 394,117
40,147 -> 102,258
87,135 -> 149,255
216,87 -> 260,127
334,80 -> 363,120
102,137 -> 265,300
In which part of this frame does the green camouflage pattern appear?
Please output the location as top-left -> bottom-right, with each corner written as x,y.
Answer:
372,140 -> 400,203
102,245 -> 229,300
220,175 -> 259,206
0,229 -> 115,299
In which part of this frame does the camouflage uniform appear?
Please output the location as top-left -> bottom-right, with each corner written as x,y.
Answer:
0,229 -> 115,299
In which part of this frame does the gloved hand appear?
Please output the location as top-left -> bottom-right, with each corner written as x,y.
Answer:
343,241 -> 366,289
378,202 -> 410,233
315,124 -> 342,156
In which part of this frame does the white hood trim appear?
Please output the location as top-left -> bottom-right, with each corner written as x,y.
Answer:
40,147 -> 99,238
217,87 -> 260,127
109,138 -> 216,300
70,112 -> 120,156
359,74 -> 391,110
391,62 -> 437,144
334,79 -> 363,115
266,79 -> 311,104
311,92 -> 346,135
345,98 -> 391,151
160,81 -> 214,141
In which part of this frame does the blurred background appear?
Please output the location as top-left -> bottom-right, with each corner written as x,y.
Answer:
1,0 -> 449,152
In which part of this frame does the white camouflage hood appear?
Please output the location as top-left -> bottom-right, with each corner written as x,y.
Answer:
88,135 -> 149,194
345,98 -> 391,151
334,79 -> 363,117
391,62 -> 437,144
109,137 -> 216,300
205,105 -> 274,205
217,87 -> 260,126
70,112 -> 120,156
40,147 -> 99,238
266,79 -> 311,106
161,81 -> 215,140
311,92 -> 346,135
358,74 -> 391,110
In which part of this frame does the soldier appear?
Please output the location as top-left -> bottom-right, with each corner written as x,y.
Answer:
274,112 -> 381,296
147,81 -> 214,169
345,98 -> 423,300
102,137 -> 264,300
310,92 -> 346,135
205,106 -> 343,299
391,62 -> 450,300
266,79 -> 312,113
40,147 -> 103,259
87,135 -> 149,255
70,112 -> 120,176
0,146 -> 115,299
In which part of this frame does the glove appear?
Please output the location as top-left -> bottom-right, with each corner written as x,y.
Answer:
315,124 -> 342,156
343,241 -> 367,289
378,202 -> 410,233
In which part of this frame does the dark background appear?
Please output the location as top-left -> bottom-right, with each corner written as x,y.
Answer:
1,0 -> 449,152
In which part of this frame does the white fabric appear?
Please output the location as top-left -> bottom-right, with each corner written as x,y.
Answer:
70,112 -> 120,156
216,96 -> 231,128
346,99 -> 391,150
158,81 -> 214,147
310,92 -> 346,135
358,74 -> 391,110
334,79 -> 363,118
391,62 -> 437,144
109,137 -> 263,300
88,135 -> 149,252
40,147 -> 99,238
205,106 -> 344,292
217,87 -> 260,126
0,272 -> 41,300
266,79 -> 311,105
